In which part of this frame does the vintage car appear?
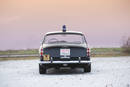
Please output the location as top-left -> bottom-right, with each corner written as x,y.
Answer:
39,26 -> 91,74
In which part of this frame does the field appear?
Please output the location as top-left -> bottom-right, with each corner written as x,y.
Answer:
0,49 -> 38,55
91,48 -> 130,57
0,48 -> 130,58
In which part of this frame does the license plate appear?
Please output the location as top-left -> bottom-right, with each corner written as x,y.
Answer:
43,55 -> 50,61
60,49 -> 70,56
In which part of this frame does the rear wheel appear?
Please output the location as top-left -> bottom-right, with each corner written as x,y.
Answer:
39,64 -> 46,74
84,64 -> 91,72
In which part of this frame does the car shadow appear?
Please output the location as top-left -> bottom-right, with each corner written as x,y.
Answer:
44,68 -> 87,75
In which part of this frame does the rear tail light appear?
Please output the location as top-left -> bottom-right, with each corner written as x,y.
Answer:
87,48 -> 90,57
40,48 -> 43,56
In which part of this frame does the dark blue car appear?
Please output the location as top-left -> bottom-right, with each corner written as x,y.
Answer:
39,28 -> 91,74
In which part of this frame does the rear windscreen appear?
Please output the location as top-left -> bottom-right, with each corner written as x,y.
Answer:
44,34 -> 86,44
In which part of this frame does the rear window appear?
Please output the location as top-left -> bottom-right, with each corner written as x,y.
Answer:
43,33 -> 86,44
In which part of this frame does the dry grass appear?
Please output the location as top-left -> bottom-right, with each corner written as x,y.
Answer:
0,57 -> 38,61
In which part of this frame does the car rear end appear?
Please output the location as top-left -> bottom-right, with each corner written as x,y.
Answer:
39,31 -> 91,74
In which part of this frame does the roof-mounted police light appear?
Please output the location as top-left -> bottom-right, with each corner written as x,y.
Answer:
62,25 -> 66,32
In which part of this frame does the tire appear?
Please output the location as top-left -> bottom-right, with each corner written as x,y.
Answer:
84,64 -> 91,72
39,64 -> 46,74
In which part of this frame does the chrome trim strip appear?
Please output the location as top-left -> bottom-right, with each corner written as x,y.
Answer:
80,61 -> 91,63
39,60 -> 92,64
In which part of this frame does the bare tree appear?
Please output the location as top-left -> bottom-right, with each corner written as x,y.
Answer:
122,37 -> 130,53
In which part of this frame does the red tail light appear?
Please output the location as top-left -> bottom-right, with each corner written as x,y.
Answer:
40,48 -> 43,56
87,48 -> 90,57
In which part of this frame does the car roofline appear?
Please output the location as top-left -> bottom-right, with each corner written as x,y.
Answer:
45,31 -> 84,36
42,31 -> 87,44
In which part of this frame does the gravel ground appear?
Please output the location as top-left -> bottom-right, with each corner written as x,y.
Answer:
0,57 -> 130,87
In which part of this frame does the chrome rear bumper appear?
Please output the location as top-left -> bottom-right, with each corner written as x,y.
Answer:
39,60 -> 91,64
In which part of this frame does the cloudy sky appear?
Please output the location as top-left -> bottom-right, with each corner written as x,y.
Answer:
0,0 -> 130,50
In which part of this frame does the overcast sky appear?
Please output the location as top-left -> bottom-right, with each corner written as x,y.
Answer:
0,0 -> 130,50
